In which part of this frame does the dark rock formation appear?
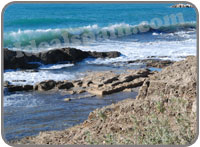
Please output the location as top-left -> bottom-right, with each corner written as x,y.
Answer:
4,48 -> 121,69
88,51 -> 121,58
56,81 -> 74,89
38,48 -> 89,64
34,80 -> 56,91
6,84 -> 33,92
171,3 -> 193,8
4,48 -> 40,69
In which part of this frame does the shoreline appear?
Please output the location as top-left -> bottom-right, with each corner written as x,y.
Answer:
4,47 -> 176,71
10,56 -> 197,145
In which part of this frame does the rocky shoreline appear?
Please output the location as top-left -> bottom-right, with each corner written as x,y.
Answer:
4,61 -> 172,96
11,56 -> 197,145
5,68 -> 151,96
4,48 -> 121,69
4,47 -> 175,94
4,47 -> 175,70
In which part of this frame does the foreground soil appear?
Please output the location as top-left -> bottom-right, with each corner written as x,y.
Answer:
12,56 -> 197,145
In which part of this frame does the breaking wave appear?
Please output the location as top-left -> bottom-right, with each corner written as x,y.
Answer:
4,22 -> 196,49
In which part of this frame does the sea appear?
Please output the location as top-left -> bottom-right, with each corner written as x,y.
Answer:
3,3 -> 197,141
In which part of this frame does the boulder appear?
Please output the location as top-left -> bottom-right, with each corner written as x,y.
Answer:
64,98 -> 71,102
72,80 -> 83,87
56,81 -> 74,89
38,48 -> 89,64
35,80 -> 56,91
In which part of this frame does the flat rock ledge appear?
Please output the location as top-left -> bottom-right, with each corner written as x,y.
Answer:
5,68 -> 152,96
127,59 -> 174,68
112,57 -> 174,68
12,56 -> 197,145
4,48 -> 121,69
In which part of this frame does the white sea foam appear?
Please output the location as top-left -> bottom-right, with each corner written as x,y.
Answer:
4,70 -> 79,85
152,32 -> 159,35
39,63 -> 74,69
70,30 -> 196,64
4,93 -> 44,107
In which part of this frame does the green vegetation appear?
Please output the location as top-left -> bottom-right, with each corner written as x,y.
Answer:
98,111 -> 107,121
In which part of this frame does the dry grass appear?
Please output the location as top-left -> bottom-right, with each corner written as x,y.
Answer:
84,97 -> 197,145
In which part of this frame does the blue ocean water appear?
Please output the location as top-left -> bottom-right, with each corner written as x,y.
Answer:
4,3 -> 196,31
3,3 -> 196,52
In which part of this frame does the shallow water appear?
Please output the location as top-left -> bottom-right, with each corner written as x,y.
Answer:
4,90 -> 137,141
